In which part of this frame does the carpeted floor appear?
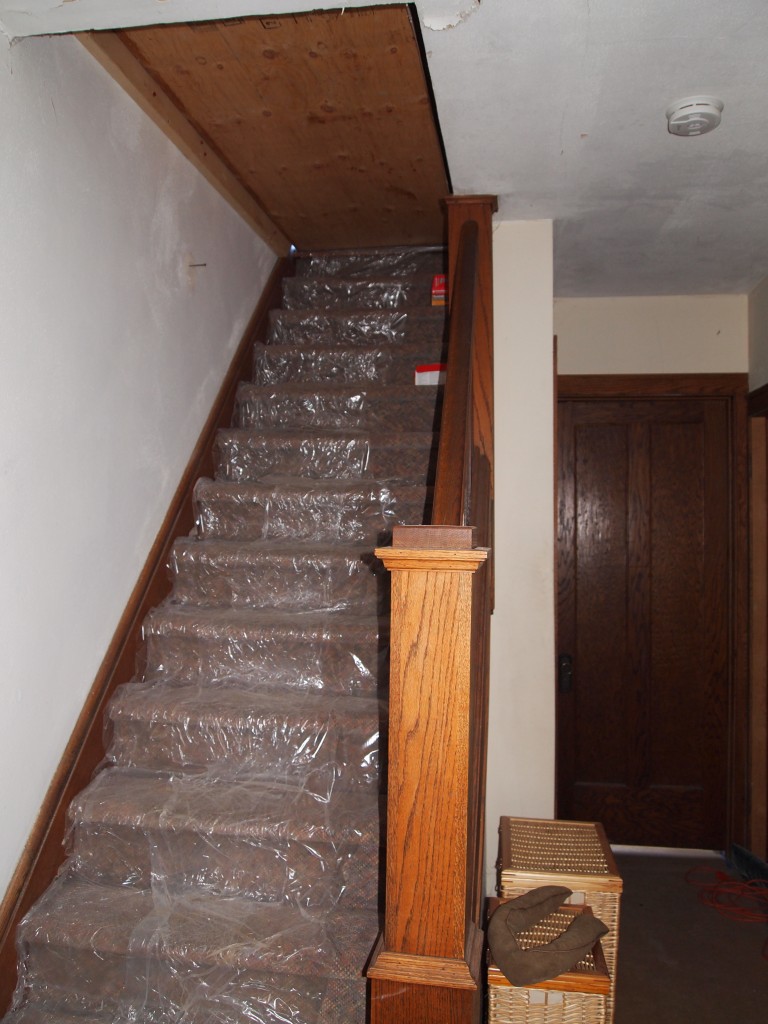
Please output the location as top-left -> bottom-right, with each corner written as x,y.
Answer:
613,848 -> 767,1023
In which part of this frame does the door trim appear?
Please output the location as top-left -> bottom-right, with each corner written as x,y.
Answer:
557,373 -> 750,851
559,373 -> 748,400
747,382 -> 768,859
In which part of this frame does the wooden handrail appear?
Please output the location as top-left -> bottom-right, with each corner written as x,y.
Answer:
432,218 -> 478,528
368,195 -> 497,1024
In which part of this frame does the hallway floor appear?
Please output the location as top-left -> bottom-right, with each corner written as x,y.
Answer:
613,848 -> 766,1023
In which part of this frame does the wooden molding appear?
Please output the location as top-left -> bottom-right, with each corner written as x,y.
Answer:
371,980 -> 481,1024
369,927 -> 483,1023
77,31 -> 292,256
558,373 -> 748,398
376,547 -> 488,573
748,379 -> 768,417
444,194 -> 500,219
0,258 -> 290,1012
731,389 -> 751,849
749,419 -> 768,857
392,524 -> 476,550
368,923 -> 483,990
368,951 -> 478,990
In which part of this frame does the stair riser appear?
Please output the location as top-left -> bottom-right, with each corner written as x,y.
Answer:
70,826 -> 379,909
170,547 -> 387,613
20,950 -> 365,1024
213,433 -> 370,483
295,249 -> 445,278
282,276 -> 433,310
193,491 -> 428,548
107,713 -> 381,787
236,387 -> 442,434
143,629 -> 388,697
214,434 -> 435,486
194,484 -> 403,544
253,343 -> 445,385
268,308 -> 445,347
0,1007 -> 113,1024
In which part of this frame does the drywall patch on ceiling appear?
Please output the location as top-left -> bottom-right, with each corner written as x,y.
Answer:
421,0 -> 481,31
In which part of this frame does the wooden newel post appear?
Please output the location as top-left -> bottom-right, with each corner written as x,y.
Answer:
368,525 -> 489,1024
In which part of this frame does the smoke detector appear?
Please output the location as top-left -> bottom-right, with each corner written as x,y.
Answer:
666,96 -> 724,137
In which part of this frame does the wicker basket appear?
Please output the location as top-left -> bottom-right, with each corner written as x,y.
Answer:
497,817 -> 622,1024
487,902 -> 610,1024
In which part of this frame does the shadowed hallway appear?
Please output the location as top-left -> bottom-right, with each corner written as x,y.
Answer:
614,849 -> 766,1023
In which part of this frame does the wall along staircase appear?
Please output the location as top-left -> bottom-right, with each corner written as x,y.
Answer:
3,247 -> 446,1024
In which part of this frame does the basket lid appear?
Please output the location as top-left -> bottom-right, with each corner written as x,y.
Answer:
498,817 -> 623,893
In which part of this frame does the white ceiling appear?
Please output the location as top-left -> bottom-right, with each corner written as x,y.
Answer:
4,0 -> 768,297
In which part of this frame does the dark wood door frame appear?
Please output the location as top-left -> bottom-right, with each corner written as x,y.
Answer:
557,374 -> 751,851
747,382 -> 768,859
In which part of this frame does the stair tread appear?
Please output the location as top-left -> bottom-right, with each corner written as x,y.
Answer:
268,306 -> 445,348
3,1009 -> 123,1024
172,537 -> 382,557
146,603 -> 386,635
219,423 -> 436,436
108,681 -> 381,782
286,277 -> 437,288
254,339 -> 443,355
282,274 -> 435,311
213,429 -> 435,484
20,876 -> 380,978
71,767 -> 381,844
170,537 -> 387,595
195,476 -> 427,499
270,304 -> 444,319
142,604 -> 387,696
193,477 -> 428,542
238,380 -> 441,396
295,247 -> 445,278
252,338 -> 444,386
236,382 -> 441,432
217,426 -> 435,443
195,476 -> 408,496
237,382 -> 442,405
110,680 -> 382,725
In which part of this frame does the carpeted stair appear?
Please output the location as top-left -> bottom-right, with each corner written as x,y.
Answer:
3,247 -> 445,1024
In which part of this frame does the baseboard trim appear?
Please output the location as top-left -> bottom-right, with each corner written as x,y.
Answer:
0,256 -> 290,1010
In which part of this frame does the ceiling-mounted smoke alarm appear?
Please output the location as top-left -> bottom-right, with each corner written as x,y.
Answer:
666,96 -> 724,137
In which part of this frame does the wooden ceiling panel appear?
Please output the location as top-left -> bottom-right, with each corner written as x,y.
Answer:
117,5 -> 449,250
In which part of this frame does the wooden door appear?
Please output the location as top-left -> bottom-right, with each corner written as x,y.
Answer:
557,396 -> 732,848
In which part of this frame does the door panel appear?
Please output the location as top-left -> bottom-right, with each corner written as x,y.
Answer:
557,398 -> 730,848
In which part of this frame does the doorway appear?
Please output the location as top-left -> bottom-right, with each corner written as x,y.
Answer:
556,375 -> 749,849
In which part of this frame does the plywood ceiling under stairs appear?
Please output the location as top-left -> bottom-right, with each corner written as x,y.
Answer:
110,5 -> 450,252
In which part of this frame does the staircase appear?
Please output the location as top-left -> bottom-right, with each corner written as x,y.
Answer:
4,247 -> 446,1024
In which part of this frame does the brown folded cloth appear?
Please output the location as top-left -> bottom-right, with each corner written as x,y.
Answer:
488,887 -> 608,987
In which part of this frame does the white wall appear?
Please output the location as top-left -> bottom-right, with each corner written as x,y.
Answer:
555,295 -> 748,375
0,33 -> 274,898
749,275 -> 768,390
487,220 -> 555,890
488,250 -> 750,892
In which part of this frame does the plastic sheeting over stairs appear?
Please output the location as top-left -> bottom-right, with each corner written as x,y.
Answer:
3,247 -> 446,1023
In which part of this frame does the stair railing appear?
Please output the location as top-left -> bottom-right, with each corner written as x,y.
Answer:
368,195 -> 498,1024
